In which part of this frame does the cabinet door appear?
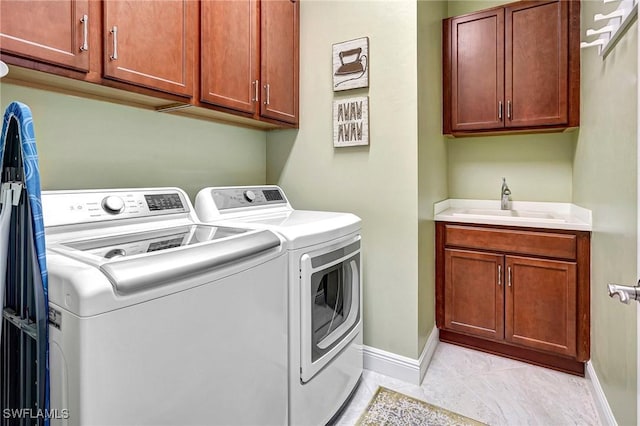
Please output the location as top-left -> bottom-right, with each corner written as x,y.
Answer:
449,8 -> 504,131
103,0 -> 196,97
505,1 -> 568,127
260,0 -> 299,125
444,249 -> 504,340
505,256 -> 576,357
201,0 -> 259,114
0,0 -> 90,72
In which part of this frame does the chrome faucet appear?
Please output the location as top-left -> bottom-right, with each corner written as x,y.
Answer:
500,177 -> 511,210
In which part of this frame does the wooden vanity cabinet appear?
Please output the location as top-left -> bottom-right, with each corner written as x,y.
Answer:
443,0 -> 580,136
436,222 -> 590,375
444,249 -> 505,340
505,255 -> 577,357
200,0 -> 299,126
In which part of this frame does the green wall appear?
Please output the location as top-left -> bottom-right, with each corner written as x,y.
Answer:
572,2 -> 638,424
0,83 -> 267,199
448,133 -> 575,202
267,0 -> 422,358
447,0 -> 512,17
418,0 -> 448,354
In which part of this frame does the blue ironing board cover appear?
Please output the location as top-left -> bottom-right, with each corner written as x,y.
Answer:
0,101 -> 49,422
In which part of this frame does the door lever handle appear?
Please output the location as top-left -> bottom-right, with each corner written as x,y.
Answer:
608,282 -> 640,304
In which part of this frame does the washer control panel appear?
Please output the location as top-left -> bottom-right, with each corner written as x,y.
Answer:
43,189 -> 189,227
210,186 -> 288,211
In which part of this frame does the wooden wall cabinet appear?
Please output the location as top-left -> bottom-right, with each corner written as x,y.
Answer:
443,0 -> 580,136
200,0 -> 299,126
103,0 -> 197,98
201,0 -> 259,115
259,0 -> 299,125
0,0 -> 91,72
436,222 -> 590,375
1,0 -> 196,99
1,0 -> 299,128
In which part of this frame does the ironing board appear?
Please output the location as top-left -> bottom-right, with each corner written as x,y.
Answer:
0,102 -> 49,425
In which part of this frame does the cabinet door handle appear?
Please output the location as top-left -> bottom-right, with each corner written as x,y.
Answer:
80,15 -> 89,52
508,266 -> 512,287
264,84 -> 270,105
498,101 -> 503,121
507,100 -> 512,120
498,265 -> 502,286
252,80 -> 259,102
110,26 -> 118,60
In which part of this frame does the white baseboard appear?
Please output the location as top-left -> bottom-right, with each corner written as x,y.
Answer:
363,327 -> 439,385
419,326 -> 439,383
586,361 -> 618,426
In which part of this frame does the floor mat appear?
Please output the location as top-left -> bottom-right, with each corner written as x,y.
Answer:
356,386 -> 486,426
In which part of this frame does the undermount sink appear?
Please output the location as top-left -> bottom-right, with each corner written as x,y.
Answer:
451,208 -> 567,223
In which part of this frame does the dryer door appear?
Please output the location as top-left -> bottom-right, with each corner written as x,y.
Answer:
300,235 -> 361,383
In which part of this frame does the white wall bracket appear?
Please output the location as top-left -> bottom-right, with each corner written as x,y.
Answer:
581,0 -> 638,59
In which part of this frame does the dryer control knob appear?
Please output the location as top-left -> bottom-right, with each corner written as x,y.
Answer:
244,190 -> 256,202
102,196 -> 125,214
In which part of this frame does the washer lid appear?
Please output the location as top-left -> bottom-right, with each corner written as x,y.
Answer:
220,210 -> 361,249
51,224 -> 281,294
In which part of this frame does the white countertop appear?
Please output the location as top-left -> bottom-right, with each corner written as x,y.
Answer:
434,199 -> 592,231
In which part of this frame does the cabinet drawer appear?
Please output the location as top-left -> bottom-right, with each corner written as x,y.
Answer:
444,224 -> 576,260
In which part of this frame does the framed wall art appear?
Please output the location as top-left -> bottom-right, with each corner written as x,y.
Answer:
333,96 -> 369,147
332,37 -> 369,91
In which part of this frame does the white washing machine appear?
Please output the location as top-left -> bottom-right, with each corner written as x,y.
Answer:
43,188 -> 288,426
195,185 -> 363,426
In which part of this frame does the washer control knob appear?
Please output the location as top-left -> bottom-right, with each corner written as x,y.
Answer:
244,190 -> 256,202
102,196 -> 125,214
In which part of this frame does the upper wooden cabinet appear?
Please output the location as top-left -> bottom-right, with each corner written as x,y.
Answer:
0,0 -> 299,128
200,0 -> 299,125
103,0 -> 197,98
201,0 -> 259,114
260,0 -> 299,124
443,0 -> 580,136
447,8 -> 504,132
0,0 -> 91,72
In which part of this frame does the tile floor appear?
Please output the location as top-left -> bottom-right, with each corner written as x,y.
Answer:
335,342 -> 602,425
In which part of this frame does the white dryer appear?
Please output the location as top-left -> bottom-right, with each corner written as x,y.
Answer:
43,188 -> 288,426
195,185 -> 363,426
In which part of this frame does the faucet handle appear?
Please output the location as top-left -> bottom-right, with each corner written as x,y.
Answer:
501,177 -> 511,195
